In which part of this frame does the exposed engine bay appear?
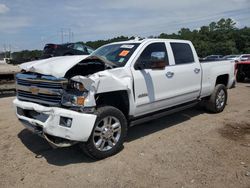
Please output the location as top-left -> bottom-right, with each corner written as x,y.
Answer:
17,55 -> 130,110
64,55 -> 119,78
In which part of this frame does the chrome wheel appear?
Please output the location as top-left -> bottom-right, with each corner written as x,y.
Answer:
93,116 -> 121,151
216,89 -> 225,109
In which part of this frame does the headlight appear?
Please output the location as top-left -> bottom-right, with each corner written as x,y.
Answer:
70,81 -> 86,92
61,93 -> 86,106
61,80 -> 87,106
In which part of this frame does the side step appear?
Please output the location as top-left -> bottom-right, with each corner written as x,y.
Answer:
129,101 -> 199,126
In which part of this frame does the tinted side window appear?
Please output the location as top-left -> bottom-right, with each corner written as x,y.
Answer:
170,43 -> 194,65
137,42 -> 168,68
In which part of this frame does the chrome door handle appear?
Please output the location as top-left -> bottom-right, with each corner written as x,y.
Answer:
166,72 -> 174,78
194,68 -> 200,74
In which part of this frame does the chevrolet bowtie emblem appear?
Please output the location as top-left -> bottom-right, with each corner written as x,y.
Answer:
30,86 -> 39,95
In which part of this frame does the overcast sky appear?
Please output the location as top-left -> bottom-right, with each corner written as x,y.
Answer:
0,0 -> 250,51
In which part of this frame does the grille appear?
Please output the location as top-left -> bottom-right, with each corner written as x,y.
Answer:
16,78 -> 62,89
16,73 -> 67,106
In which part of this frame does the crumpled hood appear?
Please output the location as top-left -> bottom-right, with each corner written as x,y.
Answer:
19,55 -> 89,78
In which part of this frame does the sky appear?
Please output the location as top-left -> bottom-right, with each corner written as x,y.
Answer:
0,0 -> 250,51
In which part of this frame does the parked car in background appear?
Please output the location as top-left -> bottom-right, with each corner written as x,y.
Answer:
238,54 -> 250,61
235,60 -> 250,82
223,55 -> 240,61
201,55 -> 223,62
42,42 -> 94,58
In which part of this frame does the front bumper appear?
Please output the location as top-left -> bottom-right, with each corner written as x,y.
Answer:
13,98 -> 97,143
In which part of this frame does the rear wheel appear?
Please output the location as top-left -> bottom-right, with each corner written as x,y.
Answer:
80,106 -> 127,159
205,84 -> 227,113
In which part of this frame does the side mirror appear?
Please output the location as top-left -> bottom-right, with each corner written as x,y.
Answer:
150,51 -> 166,70
134,51 -> 167,70
150,60 -> 166,70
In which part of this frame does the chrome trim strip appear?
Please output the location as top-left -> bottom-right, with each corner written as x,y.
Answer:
16,85 -> 62,95
17,78 -> 68,84
136,89 -> 200,107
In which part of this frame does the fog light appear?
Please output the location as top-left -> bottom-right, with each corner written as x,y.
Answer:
59,116 -> 73,128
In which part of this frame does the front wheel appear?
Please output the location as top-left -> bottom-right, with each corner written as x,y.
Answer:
205,84 -> 227,113
80,106 -> 127,159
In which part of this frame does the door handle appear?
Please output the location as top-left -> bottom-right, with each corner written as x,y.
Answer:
166,72 -> 174,78
194,68 -> 200,74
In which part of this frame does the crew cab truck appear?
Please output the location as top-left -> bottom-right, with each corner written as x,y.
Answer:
13,39 -> 235,159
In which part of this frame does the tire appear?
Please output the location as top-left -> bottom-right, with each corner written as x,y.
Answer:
205,84 -> 227,113
80,106 -> 128,159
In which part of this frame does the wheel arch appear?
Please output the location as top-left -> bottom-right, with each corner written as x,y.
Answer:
215,74 -> 229,87
95,90 -> 130,119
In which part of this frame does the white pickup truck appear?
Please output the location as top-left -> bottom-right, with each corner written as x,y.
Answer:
14,39 -> 235,159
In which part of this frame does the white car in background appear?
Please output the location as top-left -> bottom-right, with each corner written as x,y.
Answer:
238,54 -> 250,61
223,55 -> 240,61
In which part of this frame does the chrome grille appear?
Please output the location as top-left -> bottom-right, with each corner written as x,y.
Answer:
16,79 -> 62,89
16,73 -> 67,106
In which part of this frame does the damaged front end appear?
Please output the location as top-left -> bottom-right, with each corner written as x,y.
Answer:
14,56 -> 110,147
14,55 -> 131,148
17,56 -> 110,110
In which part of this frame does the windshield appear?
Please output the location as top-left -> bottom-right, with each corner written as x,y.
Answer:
91,43 -> 140,67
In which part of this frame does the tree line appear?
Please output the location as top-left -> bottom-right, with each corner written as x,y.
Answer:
1,18 -> 249,61
85,18 -> 250,57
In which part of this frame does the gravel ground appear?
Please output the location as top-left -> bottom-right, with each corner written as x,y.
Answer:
0,63 -> 20,96
0,63 -> 20,74
0,82 -> 250,188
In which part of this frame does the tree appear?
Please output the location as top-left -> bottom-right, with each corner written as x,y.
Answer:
10,18 -> 250,61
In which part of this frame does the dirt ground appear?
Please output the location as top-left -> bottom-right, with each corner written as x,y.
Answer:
0,63 -> 20,74
0,83 -> 250,188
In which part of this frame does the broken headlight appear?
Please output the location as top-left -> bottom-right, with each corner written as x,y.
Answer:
61,81 -> 88,106
61,92 -> 87,106
69,80 -> 86,92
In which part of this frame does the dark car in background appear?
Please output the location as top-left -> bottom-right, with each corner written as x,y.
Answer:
42,42 -> 94,58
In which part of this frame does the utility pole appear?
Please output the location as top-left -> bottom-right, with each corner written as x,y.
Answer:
69,28 -> 71,42
9,44 -> 11,59
3,44 -> 6,58
61,29 -> 64,43
60,28 -> 73,43
71,32 -> 74,42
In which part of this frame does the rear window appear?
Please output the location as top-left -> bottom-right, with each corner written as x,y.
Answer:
170,43 -> 194,65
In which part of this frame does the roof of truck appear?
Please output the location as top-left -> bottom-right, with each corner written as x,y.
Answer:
110,38 -> 192,45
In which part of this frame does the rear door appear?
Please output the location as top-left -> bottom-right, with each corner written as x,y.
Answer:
165,42 -> 202,104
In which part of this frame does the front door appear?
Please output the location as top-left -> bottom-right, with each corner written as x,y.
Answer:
132,42 -> 170,116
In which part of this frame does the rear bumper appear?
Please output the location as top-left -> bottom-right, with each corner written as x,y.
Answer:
13,98 -> 97,143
